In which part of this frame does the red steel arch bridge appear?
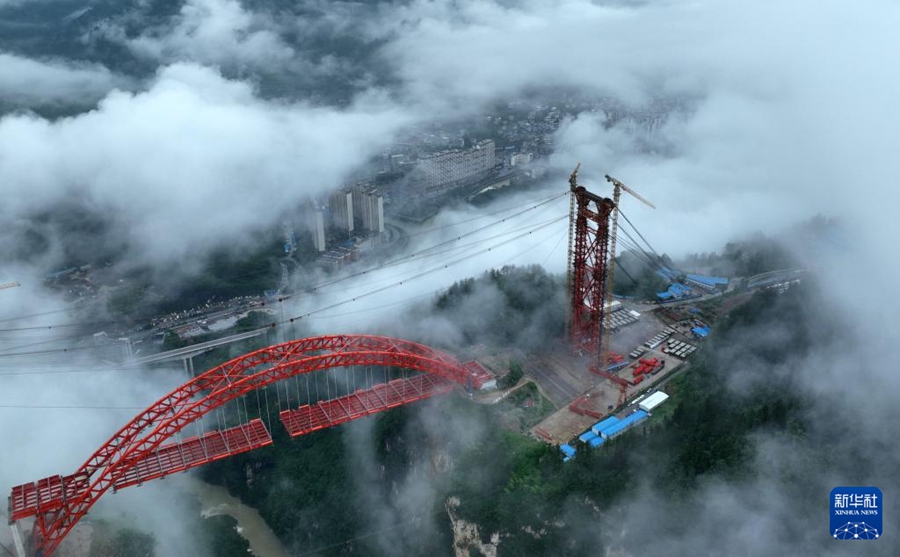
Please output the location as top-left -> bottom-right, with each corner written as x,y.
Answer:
6,334 -> 491,557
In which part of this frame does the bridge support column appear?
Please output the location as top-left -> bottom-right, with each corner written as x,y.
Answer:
10,521 -> 26,557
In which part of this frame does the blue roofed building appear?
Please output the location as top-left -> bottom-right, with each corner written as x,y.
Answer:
671,283 -> 691,296
588,436 -> 606,448
560,444 -> 577,462
656,282 -> 693,301
692,326 -> 711,338
591,416 -> 620,436
579,431 -> 599,444
600,410 -> 648,438
685,274 -> 729,291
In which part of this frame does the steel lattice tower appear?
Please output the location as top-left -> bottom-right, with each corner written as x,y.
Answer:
567,166 -> 615,362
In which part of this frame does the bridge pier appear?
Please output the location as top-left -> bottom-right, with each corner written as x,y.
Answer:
182,357 -> 194,376
10,522 -> 26,557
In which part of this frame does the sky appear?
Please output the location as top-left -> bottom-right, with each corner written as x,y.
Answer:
0,0 -> 898,555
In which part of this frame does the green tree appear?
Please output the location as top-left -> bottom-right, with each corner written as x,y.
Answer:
499,360 -> 524,389
200,515 -> 251,557
89,527 -> 155,557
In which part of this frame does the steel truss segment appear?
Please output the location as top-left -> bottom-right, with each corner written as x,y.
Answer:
570,185 -> 615,362
280,374 -> 454,438
14,335 -> 473,556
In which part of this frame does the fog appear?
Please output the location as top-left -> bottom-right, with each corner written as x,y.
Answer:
1,0 -> 898,555
123,0 -> 296,69
0,53 -> 127,108
0,63 -> 410,274
0,281 -> 205,554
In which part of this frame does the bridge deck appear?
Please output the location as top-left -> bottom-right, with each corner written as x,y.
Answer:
280,375 -> 455,437
8,420 -> 272,522
114,419 -> 273,489
8,472 -> 90,522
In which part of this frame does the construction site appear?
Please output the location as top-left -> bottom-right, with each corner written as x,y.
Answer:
470,168 -> 718,449
3,166 -> 725,556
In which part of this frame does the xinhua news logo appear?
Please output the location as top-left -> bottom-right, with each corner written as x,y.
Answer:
831,486 -> 882,540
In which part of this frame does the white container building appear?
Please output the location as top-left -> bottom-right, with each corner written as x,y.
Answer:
639,391 -> 670,412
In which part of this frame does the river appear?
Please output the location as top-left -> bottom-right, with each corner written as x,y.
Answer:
187,479 -> 291,557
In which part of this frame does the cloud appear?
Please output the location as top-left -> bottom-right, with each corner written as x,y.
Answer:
275,2 -> 900,554
0,63 -> 411,271
341,392 -> 490,555
0,274 -> 199,552
123,0 -> 295,69
0,52 -> 126,108
87,0 -> 394,102
1,0 -> 900,554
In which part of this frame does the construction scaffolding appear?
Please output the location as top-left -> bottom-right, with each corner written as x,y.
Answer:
567,165 -> 616,363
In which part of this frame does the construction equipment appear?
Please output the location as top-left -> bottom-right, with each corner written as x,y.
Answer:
604,175 -> 656,210
0,282 -> 20,291
568,394 -> 604,419
566,169 -> 656,409
590,365 -> 630,407
600,175 -> 655,371
567,165 -> 616,360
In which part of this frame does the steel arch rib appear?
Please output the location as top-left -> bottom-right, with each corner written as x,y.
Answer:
31,335 -> 467,556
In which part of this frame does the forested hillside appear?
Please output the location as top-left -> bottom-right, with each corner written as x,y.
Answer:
200,280 -> 842,556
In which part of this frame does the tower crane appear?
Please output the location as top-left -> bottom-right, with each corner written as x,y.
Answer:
600,175 -> 654,403
566,168 -> 656,409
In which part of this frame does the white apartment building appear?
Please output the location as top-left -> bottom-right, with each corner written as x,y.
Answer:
328,191 -> 354,234
418,139 -> 496,192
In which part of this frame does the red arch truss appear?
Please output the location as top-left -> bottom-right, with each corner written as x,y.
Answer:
7,335 -> 491,556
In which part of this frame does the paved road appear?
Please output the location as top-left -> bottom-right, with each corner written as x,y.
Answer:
129,328 -> 268,366
522,359 -> 581,407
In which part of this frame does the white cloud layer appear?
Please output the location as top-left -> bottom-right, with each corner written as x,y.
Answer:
0,63 -> 410,267
0,52 -> 126,107
1,0 -> 899,554
125,0 -> 295,68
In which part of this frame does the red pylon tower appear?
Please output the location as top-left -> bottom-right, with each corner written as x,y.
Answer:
566,164 -> 616,363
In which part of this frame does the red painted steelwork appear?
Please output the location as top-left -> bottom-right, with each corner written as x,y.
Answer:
10,421 -> 272,524
114,419 -> 273,490
8,474 -> 89,523
8,335 -> 475,556
568,179 -> 615,361
461,361 -> 493,389
589,366 -> 630,388
281,375 -> 454,437
568,395 -> 603,419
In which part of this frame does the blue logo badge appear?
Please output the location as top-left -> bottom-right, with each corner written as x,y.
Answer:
831,486 -> 882,540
